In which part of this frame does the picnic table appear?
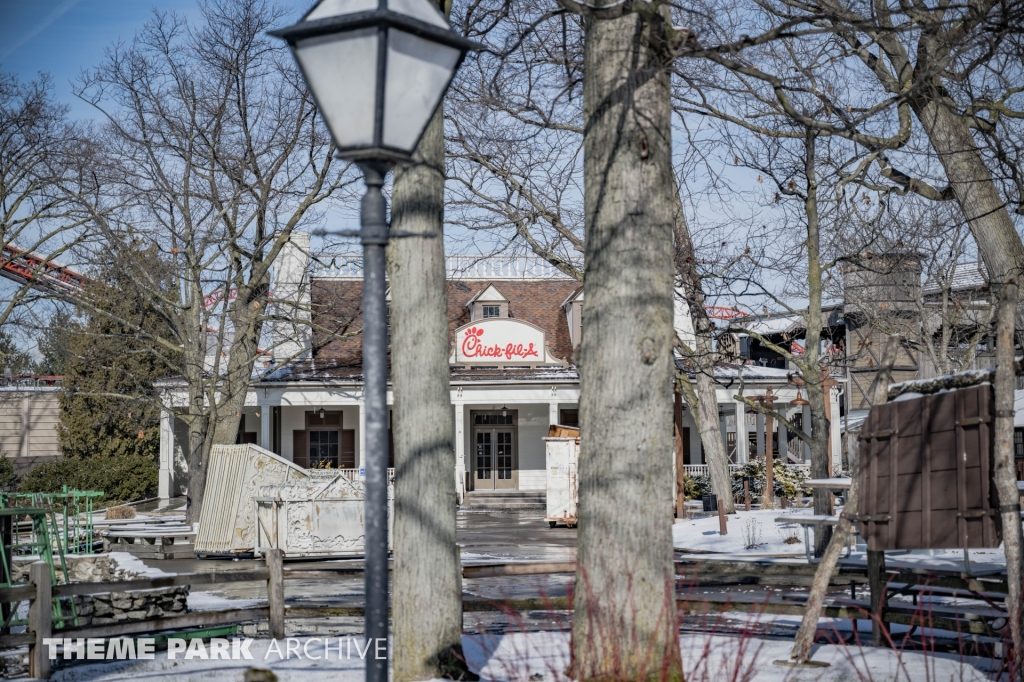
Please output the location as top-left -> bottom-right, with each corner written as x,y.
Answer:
775,513 -> 854,563
805,478 -> 852,490
91,514 -> 186,527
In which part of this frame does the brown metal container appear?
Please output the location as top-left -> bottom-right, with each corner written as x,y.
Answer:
857,383 -> 1001,551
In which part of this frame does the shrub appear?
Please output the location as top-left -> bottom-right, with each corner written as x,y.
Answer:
0,455 -> 15,488
742,518 -> 764,549
18,454 -> 157,504
683,473 -> 712,500
731,457 -> 811,502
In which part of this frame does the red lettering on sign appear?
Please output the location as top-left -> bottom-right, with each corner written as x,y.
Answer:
460,327 -> 539,360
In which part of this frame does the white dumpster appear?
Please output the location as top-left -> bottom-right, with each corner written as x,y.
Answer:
254,473 -> 394,558
544,436 -> 579,528
195,444 -> 311,556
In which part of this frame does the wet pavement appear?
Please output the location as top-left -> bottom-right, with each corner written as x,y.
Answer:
125,511 -> 863,637
139,510 -> 576,620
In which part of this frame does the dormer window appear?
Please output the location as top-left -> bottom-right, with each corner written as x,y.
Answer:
562,287 -> 584,348
467,284 -> 510,321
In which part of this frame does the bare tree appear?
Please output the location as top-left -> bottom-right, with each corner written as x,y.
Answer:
676,0 -> 1024,323
672,196 -> 736,514
449,0 -> 741,512
446,0 -> 585,274
387,0 -> 471,677
0,71 -> 96,330
75,0 -> 355,522
541,1 -> 685,678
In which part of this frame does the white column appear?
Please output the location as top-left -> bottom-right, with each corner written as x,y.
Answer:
755,412 -> 766,460
454,402 -> 466,503
260,404 -> 271,451
689,418 -> 703,464
159,410 -> 175,501
802,404 -> 812,462
548,401 -> 559,428
829,385 -> 842,475
357,394 -> 366,469
735,399 -> 749,464
778,403 -> 789,462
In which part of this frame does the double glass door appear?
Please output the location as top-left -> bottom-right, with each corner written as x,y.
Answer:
474,427 -> 516,490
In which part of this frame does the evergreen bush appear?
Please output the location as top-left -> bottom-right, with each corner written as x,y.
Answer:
731,456 -> 811,502
683,473 -> 712,500
0,455 -> 16,488
17,454 -> 157,504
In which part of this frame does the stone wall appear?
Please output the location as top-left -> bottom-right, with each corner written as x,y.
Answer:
81,586 -> 189,625
11,554 -> 188,625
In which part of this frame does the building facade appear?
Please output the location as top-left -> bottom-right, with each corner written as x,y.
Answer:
158,241 -> 840,502
0,378 -> 62,475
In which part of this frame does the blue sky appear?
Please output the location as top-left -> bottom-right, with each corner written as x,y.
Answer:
1,0 -> 200,119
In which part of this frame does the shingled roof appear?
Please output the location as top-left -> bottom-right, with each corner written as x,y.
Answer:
309,278 -> 581,367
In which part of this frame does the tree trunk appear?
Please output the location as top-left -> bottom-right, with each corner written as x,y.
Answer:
672,190 -> 734,513
571,12 -> 682,682
387,100 -> 469,680
992,280 -> 1024,678
184,320 -> 211,524
801,131 -> 831,557
791,482 -> 858,662
184,400 -> 210,525
912,94 -> 1024,326
790,334 -> 900,663
209,283 -> 268,447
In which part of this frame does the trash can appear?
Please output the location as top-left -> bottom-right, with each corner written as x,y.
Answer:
702,494 -> 718,512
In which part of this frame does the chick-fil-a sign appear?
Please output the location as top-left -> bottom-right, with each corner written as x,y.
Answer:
461,326 -> 539,361
454,319 -> 555,365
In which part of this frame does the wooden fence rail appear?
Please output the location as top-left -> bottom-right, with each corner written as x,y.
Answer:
0,555 -> 1011,680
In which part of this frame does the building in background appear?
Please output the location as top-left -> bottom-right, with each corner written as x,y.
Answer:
0,377 -> 62,475
156,236 -> 831,503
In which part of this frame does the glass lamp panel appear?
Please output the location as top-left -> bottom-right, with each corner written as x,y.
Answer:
295,30 -> 379,149
382,29 -> 459,151
306,0 -> 378,20
386,0 -> 449,28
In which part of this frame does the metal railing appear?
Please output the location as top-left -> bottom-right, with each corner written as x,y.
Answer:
312,254 -> 579,280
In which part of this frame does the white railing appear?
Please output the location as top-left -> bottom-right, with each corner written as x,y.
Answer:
682,462 -> 811,477
308,467 -> 396,480
312,254 -> 580,280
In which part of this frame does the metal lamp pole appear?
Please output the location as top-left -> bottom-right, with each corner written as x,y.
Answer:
317,163 -> 434,681
269,5 -> 480,680
358,161 -> 392,682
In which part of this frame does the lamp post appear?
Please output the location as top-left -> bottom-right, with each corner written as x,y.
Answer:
270,4 -> 477,681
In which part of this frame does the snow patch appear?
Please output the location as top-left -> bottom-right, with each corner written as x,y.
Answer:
104,552 -> 174,579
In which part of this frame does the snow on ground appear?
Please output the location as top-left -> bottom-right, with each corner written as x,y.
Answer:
674,509 -> 1011,573
105,552 -> 175,579
673,508 -> 816,555
185,591 -> 264,611
843,548 -> 1006,574
47,631 -> 1003,681
467,631 -> 1003,682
